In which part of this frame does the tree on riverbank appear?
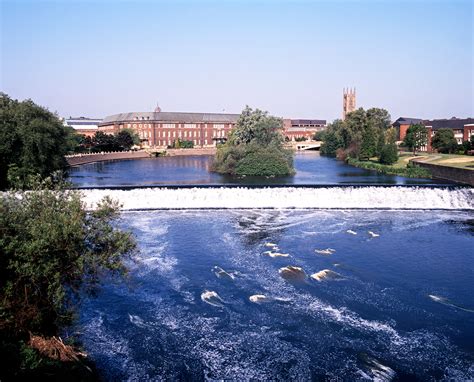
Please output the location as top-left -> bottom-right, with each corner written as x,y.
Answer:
212,106 -> 294,176
431,128 -> 458,154
320,107 -> 391,161
0,93 -> 76,190
403,124 -> 428,155
0,181 -> 136,379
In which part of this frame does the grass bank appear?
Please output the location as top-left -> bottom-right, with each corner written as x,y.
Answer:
347,157 -> 432,178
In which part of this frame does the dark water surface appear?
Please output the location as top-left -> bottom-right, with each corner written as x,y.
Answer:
69,152 -> 449,187
78,209 -> 474,380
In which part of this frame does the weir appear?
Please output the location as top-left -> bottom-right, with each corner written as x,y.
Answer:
81,186 -> 474,210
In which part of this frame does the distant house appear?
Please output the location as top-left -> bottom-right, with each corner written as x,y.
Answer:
392,117 -> 474,152
64,117 -> 102,137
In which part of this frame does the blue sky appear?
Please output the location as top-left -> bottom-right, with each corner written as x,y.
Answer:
1,0 -> 472,122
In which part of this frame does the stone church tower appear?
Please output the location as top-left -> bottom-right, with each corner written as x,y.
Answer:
342,88 -> 356,120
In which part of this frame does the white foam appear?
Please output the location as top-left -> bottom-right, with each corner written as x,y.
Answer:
80,187 -> 474,210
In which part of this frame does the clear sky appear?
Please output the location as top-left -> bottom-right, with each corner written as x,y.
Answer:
1,0 -> 472,122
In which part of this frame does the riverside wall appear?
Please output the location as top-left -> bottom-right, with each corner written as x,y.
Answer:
66,148 -> 217,166
410,160 -> 474,186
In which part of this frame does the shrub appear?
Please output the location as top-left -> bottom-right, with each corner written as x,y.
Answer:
235,147 -> 294,177
379,143 -> 398,165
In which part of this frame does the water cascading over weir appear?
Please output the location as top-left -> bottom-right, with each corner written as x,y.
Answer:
79,185 -> 474,211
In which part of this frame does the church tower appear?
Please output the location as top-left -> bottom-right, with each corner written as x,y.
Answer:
342,88 -> 356,120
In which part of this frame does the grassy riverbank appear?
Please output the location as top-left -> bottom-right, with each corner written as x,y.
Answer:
347,154 -> 432,178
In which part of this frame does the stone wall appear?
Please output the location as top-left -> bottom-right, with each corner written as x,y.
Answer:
411,160 -> 474,186
66,151 -> 152,166
66,148 -> 217,166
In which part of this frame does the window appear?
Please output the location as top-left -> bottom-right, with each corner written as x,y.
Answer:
184,124 -> 196,129
163,123 -> 175,129
214,124 -> 225,129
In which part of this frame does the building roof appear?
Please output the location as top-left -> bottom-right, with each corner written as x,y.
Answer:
101,112 -> 240,125
423,117 -> 474,130
392,117 -> 423,126
291,119 -> 326,125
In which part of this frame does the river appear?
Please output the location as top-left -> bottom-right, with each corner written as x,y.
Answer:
73,153 -> 474,380
69,151 -> 450,187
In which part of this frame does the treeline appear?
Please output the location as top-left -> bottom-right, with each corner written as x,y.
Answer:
320,108 -> 399,164
74,129 -> 139,153
0,93 -> 75,189
212,106 -> 294,177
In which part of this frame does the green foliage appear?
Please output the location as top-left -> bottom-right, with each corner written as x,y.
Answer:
403,124 -> 428,155
0,93 -> 75,190
379,143 -> 399,165
213,106 -> 293,176
320,108 -> 391,161
347,157 -> 431,178
313,130 -> 326,141
294,136 -> 307,142
431,128 -> 458,154
359,125 -> 377,160
228,105 -> 284,146
171,139 -> 194,149
319,120 -> 345,156
235,145 -> 294,177
0,186 -> 136,337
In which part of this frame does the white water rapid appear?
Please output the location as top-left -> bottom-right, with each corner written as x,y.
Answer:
81,186 -> 474,210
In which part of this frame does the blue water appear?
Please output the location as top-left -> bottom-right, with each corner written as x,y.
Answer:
78,209 -> 474,380
68,152 -> 449,187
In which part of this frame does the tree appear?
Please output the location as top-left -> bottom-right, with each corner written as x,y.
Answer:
0,93 -> 75,190
0,183 -> 136,377
313,130 -> 326,141
92,131 -> 115,152
114,129 -> 137,150
403,124 -> 428,155
320,120 -> 344,156
431,128 -> 458,154
228,105 -> 284,146
213,106 -> 293,176
379,143 -> 399,165
359,125 -> 377,160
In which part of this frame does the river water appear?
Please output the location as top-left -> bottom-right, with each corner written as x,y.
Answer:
74,153 -> 474,380
69,152 -> 449,187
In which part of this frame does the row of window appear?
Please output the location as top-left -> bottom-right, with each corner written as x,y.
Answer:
126,123 -> 229,129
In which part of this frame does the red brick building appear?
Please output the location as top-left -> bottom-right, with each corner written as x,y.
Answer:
393,117 -> 474,152
283,119 -> 326,141
99,111 -> 327,147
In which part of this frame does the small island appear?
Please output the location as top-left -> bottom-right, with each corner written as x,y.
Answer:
211,106 -> 294,177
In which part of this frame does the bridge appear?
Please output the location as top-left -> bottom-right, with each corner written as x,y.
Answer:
288,141 -> 322,151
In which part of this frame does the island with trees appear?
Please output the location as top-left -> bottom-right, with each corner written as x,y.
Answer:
212,106 -> 294,177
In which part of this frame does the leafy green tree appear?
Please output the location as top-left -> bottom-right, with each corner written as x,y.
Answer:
320,120 -> 344,156
431,128 -> 458,154
114,129 -> 137,150
92,131 -> 115,151
359,125 -> 377,160
403,124 -> 428,155
313,130 -> 326,141
0,183 -> 136,377
229,105 -> 283,146
0,93 -> 75,190
379,143 -> 399,165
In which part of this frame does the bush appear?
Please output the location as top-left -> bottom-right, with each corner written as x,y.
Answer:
235,147 -> 294,176
379,143 -> 398,165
